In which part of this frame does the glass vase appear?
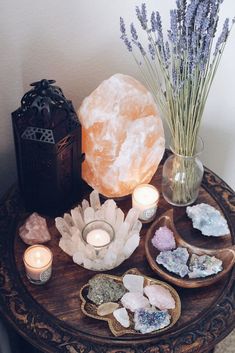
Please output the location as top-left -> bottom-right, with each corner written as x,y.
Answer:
162,139 -> 204,206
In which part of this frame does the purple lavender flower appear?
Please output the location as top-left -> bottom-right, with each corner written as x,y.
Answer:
208,1 -> 221,37
165,41 -> 171,62
169,9 -> 178,45
185,0 -> 199,29
120,0 -> 233,103
123,37 -> 133,52
149,43 -> 155,60
194,2 -> 205,31
176,0 -> 187,24
151,11 -> 157,32
154,10 -> 167,63
137,41 -> 146,56
136,3 -> 148,30
120,17 -> 126,36
130,23 -> 138,41
201,17 -> 210,34
191,31 -> 197,49
200,35 -> 211,73
131,39 -> 146,56
214,18 -> 230,56
120,17 -> 132,52
155,11 -> 163,41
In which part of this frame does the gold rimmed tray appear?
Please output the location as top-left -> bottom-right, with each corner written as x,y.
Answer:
80,268 -> 181,336
145,209 -> 235,288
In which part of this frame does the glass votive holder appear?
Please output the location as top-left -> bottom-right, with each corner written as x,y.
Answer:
82,220 -> 115,254
23,245 -> 53,285
132,184 -> 159,223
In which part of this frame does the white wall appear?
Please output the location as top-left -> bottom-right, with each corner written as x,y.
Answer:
0,0 -> 235,197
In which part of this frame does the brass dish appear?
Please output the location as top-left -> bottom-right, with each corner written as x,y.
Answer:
80,268 -> 181,337
145,209 -> 235,288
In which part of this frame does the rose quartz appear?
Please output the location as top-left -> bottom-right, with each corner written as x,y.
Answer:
78,73 -> 165,198
19,212 -> 51,245
144,285 -> 175,310
151,226 -> 176,251
121,292 -> 149,312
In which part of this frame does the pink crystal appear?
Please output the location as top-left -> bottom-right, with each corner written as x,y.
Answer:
19,212 -> 51,245
121,292 -> 149,312
151,226 -> 176,251
144,285 -> 175,310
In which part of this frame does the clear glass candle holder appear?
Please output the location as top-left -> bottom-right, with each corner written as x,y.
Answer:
82,220 -> 115,254
132,184 -> 159,223
23,245 -> 53,285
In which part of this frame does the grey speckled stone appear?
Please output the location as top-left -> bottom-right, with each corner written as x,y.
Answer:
156,247 -> 190,278
189,254 -> 223,278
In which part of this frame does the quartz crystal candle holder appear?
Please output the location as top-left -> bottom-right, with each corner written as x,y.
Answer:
55,190 -> 142,271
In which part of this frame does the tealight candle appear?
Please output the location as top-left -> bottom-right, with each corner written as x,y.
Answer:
82,220 -> 114,254
23,245 -> 53,285
86,229 -> 111,247
132,184 -> 159,223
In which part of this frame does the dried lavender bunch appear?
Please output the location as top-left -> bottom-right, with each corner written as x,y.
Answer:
120,0 -> 234,156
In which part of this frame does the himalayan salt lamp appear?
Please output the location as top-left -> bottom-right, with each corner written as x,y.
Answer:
78,73 -> 165,198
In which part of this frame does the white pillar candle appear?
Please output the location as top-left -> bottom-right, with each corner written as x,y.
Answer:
86,229 -> 111,247
23,245 -> 53,284
132,184 -> 159,223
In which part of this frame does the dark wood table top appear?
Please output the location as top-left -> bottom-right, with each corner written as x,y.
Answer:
0,162 -> 234,353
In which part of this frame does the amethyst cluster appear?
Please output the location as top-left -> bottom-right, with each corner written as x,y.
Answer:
151,226 -> 176,251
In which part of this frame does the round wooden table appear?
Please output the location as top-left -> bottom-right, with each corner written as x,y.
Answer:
0,162 -> 234,353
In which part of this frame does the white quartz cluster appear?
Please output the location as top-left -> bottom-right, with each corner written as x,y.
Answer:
55,190 -> 142,271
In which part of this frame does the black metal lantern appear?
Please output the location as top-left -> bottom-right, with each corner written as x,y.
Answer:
12,79 -> 85,215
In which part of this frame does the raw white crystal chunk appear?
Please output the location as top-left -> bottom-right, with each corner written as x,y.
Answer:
89,190 -> 101,210
123,233 -> 140,258
186,203 -> 229,237
121,292 -> 149,312
113,308 -> 130,328
188,254 -> 223,278
123,274 -> 144,293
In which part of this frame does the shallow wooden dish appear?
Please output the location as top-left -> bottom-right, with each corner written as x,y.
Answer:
80,268 -> 181,337
145,209 -> 235,288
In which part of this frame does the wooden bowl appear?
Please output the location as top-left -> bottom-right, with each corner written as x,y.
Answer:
145,209 -> 235,288
80,268 -> 181,336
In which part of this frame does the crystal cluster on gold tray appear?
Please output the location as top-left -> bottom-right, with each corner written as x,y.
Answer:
55,190 -> 142,271
145,209 -> 235,288
80,268 -> 181,336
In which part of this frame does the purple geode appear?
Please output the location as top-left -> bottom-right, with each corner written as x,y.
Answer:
151,226 -> 176,251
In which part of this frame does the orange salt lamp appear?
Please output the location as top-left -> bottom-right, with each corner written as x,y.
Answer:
78,74 -> 165,198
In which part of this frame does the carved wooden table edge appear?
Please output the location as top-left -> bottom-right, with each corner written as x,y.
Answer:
0,167 -> 234,353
